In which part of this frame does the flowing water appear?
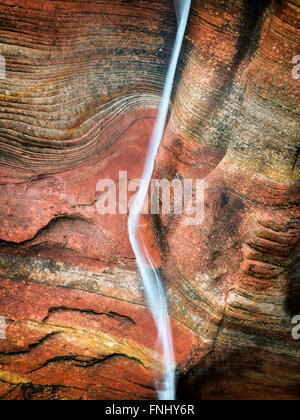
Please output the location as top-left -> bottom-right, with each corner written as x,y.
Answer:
127,0 -> 191,400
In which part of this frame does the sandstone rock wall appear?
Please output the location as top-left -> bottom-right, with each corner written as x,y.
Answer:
0,0 -> 299,400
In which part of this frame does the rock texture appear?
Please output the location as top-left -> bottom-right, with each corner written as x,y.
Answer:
0,0 -> 299,400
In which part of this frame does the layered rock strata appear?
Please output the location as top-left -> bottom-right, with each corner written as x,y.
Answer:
0,0 -> 299,400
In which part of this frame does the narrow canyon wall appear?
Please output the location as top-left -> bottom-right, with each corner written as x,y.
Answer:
0,0 -> 299,400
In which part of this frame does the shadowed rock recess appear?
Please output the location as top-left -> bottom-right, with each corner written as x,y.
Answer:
0,0 -> 299,400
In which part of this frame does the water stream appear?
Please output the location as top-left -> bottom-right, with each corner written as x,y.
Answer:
128,0 -> 191,400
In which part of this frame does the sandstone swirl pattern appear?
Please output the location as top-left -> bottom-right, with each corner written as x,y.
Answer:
0,0 -> 175,178
0,0 -> 299,400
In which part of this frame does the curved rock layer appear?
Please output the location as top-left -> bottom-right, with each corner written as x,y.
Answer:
0,0 -> 299,400
0,0 -> 176,179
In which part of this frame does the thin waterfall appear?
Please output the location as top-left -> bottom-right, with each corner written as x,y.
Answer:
127,0 -> 191,401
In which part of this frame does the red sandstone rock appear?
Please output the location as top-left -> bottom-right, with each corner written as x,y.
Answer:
0,0 -> 299,400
